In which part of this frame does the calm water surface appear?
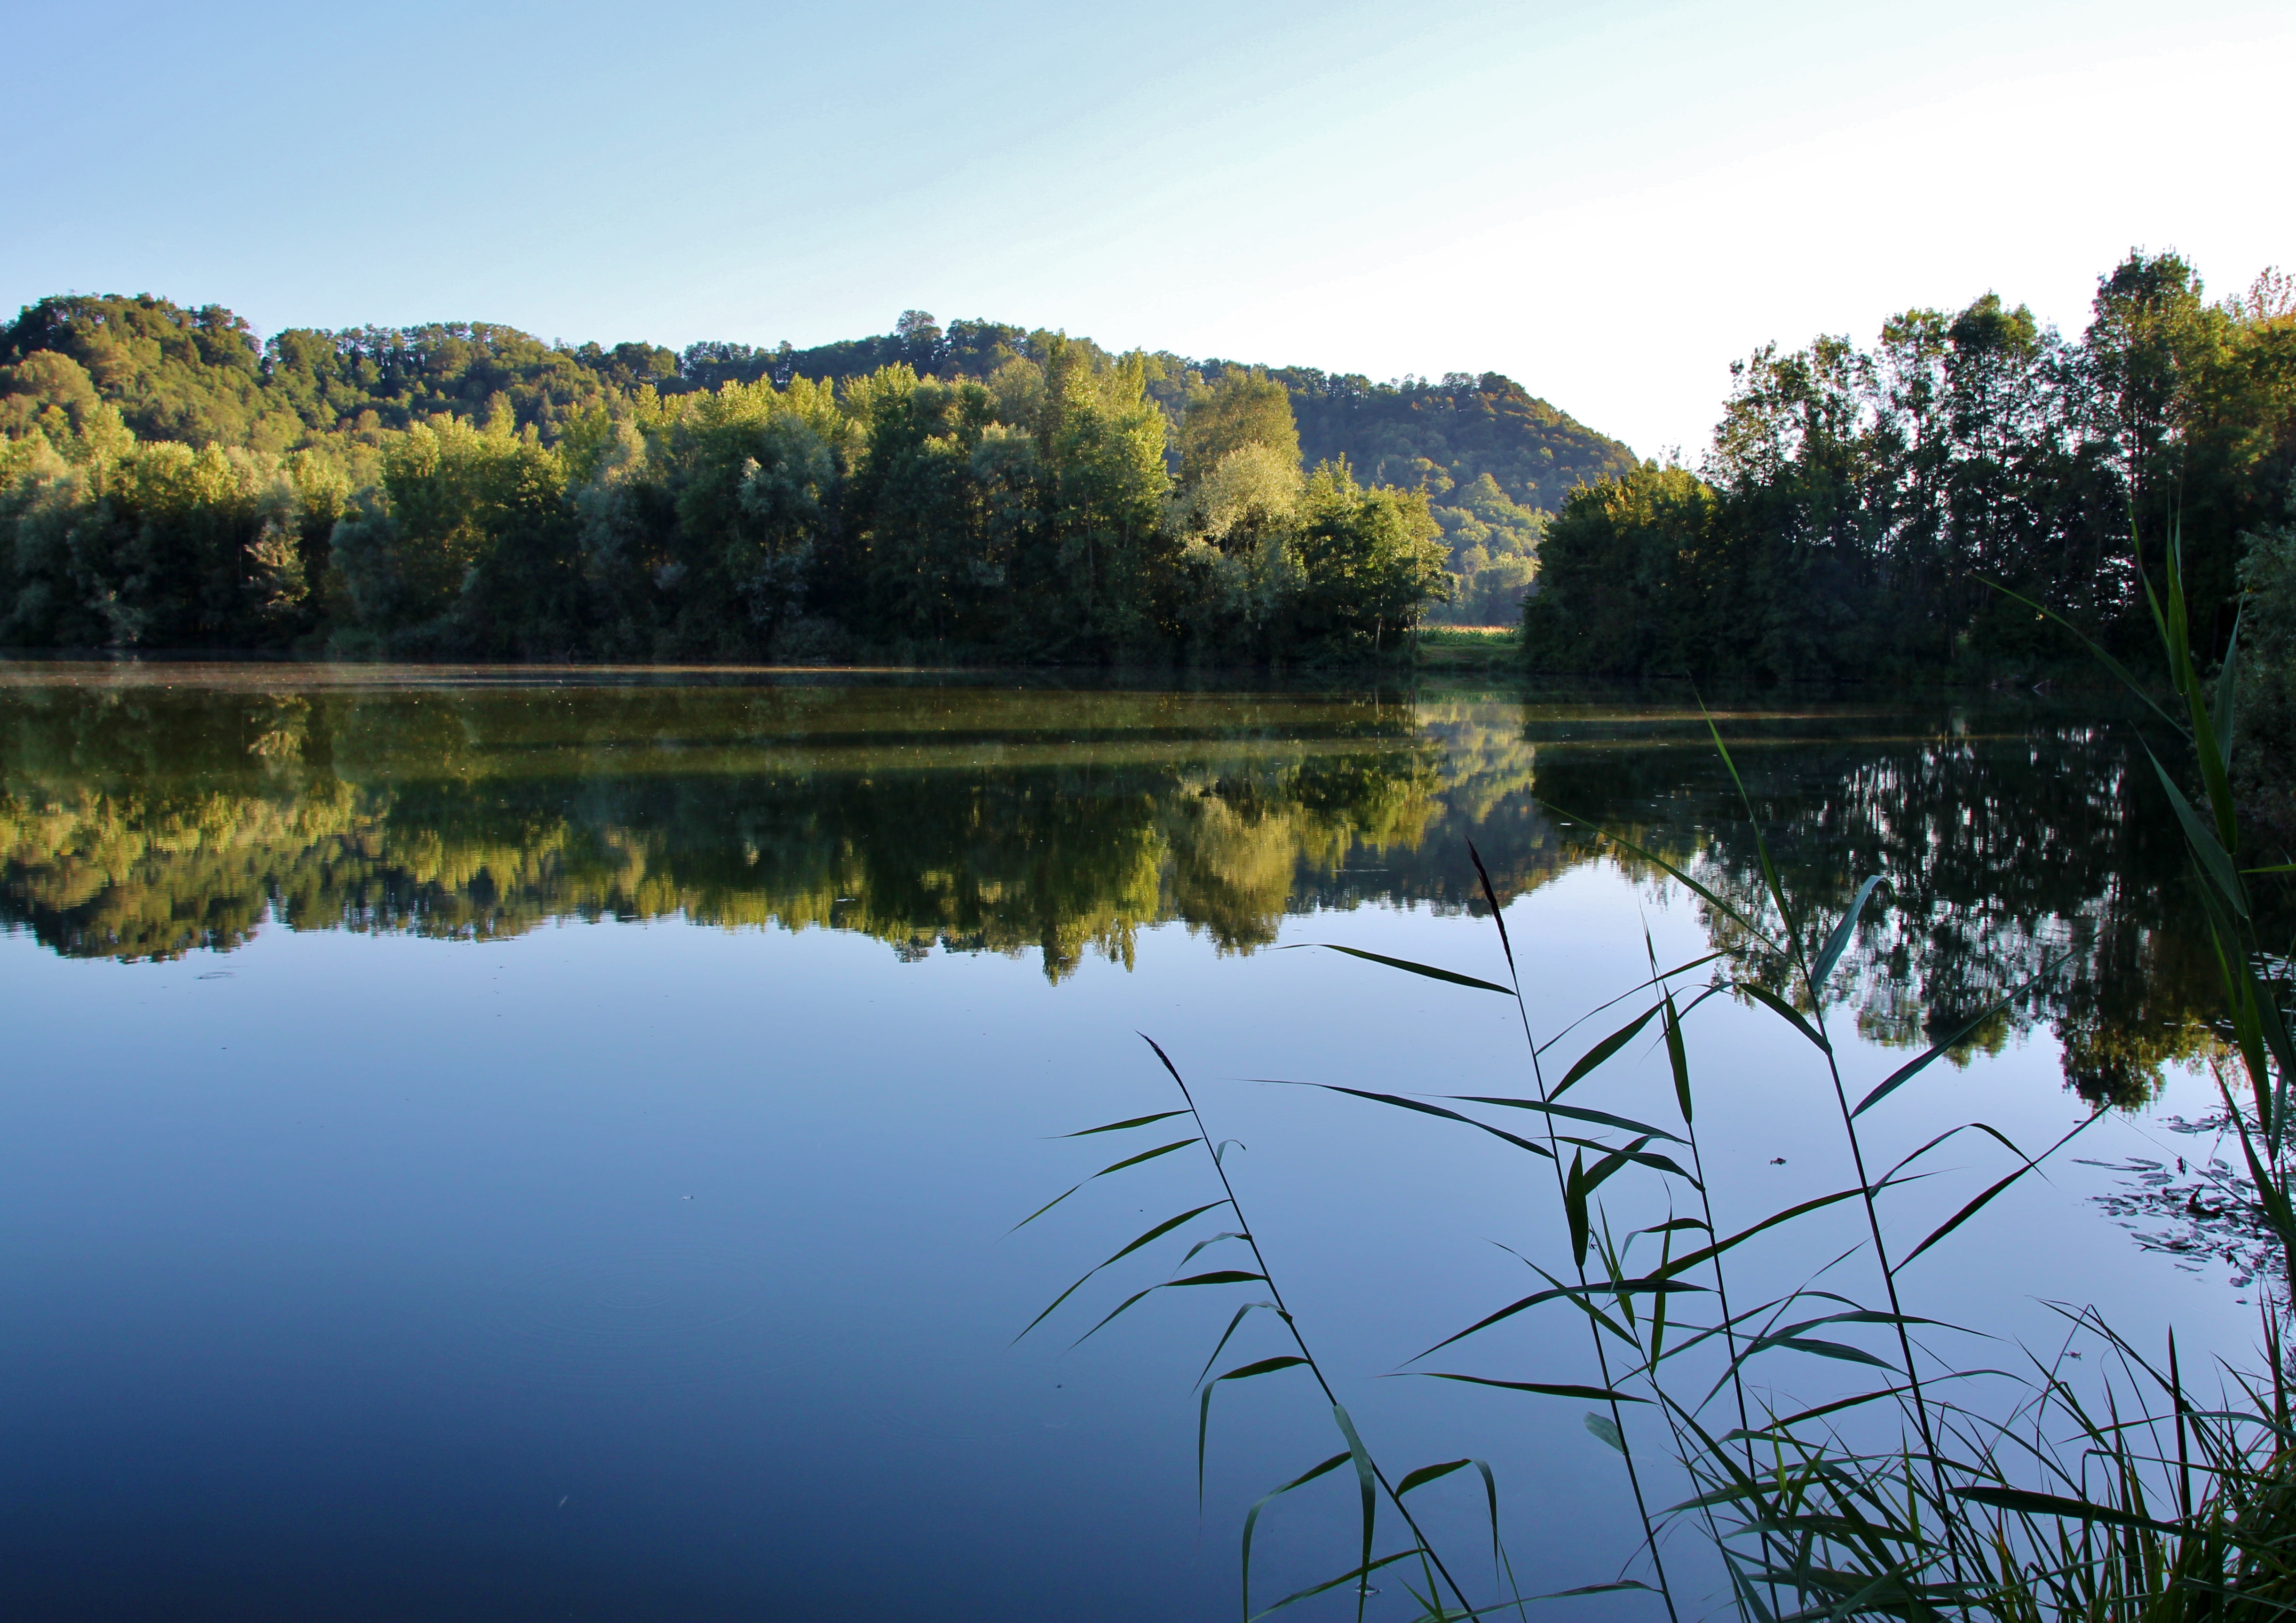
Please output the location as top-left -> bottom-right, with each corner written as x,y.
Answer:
0,665 -> 2262,1620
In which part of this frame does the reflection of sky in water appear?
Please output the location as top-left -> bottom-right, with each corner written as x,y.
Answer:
0,670 -> 2262,1619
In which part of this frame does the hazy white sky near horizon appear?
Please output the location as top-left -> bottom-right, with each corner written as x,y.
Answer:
6,0 -> 2286,457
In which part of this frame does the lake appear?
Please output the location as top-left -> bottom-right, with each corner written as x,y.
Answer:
0,665 -> 2264,1621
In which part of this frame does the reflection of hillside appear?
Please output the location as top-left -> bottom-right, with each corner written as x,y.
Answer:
0,687 -> 1446,981
0,680 -> 2229,1100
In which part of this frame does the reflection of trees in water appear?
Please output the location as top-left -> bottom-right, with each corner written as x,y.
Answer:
0,686 -> 1442,982
1519,710 -> 2227,1107
0,684 -> 2231,1094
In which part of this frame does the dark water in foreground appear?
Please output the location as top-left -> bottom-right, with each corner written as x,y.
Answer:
0,665 -> 2263,1620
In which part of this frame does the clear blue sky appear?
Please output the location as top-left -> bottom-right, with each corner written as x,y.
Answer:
7,0 -> 2285,456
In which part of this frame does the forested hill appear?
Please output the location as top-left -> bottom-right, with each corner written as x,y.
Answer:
1,292 -> 1555,660
0,296 -> 1631,502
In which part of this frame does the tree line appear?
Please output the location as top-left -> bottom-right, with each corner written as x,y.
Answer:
0,297 -> 1636,657
1525,251 -> 2296,683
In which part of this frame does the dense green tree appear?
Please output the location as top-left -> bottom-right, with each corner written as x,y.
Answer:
1526,251 -> 2296,681
1177,370 -> 1300,489
329,419 -> 573,651
1291,459 -> 1449,653
1521,463 -> 1721,673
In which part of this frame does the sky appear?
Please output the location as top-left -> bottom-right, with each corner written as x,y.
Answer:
5,0 -> 2287,457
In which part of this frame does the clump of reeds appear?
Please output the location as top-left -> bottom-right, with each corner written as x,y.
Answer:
1017,524 -> 2296,1623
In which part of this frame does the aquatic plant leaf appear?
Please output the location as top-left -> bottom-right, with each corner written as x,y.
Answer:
1979,575 -> 2185,735
1574,1139 -> 1654,1202
2148,746 -> 2248,917
1076,1271 -> 1268,1346
1895,1112 -> 2098,1273
1421,1374 -> 1649,1404
2217,608 -> 2242,772
1720,1384 -> 1921,1438
1179,1232 -> 1250,1268
1242,1451 -> 1352,1623
1466,839 -> 1516,982
1537,800 -> 1787,958
1553,1006 -> 1659,1098
1257,1081 -> 1552,1158
1583,1412 -> 1625,1453
1852,957 -> 2067,1116
1451,1096 -> 1685,1145
1555,1136 -> 1700,1187
1564,1150 -> 1590,1267
1536,954 -> 1729,1061
1057,1109 -> 1192,1137
1012,1138 -> 1199,1229
1195,1301 -> 1282,1390
1396,1458 -> 1473,1496
1893,1170 -> 2039,1274
1697,701 -> 1798,945
1408,1271 -> 1707,1365
1198,1356 -> 1311,1503
1662,990 -> 1693,1126
1329,1401 -> 1379,1623
1016,1200 -> 1230,1340
1650,1187 -> 1867,1281
1246,1550 -> 1421,1623
1747,1336 -> 1897,1370
1410,1583 -> 1656,1622
1731,982 -> 1829,1052
1409,1288 -> 1575,1360
1810,875 -> 1885,992
1289,943 -> 1515,996
1951,1485 -> 2181,1535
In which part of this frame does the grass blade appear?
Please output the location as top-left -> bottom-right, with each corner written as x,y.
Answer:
1243,1452 -> 1353,1623
1195,1302 -> 1282,1389
1852,963 -> 2067,1117
1256,1080 -> 1555,1159
1979,575 -> 2186,734
1330,1402 -> 1379,1623
1732,981 -> 1829,1052
1247,1550 -> 1422,1623
1077,1270 -> 1269,1346
1663,991 -> 1693,1126
1543,802 -> 1788,958
1745,1336 -> 1898,1371
1013,1138 -> 1200,1229
1950,1485 -> 2181,1536
1652,1187 -> 1868,1281
1893,1114 -> 2097,1273
1200,1356 -> 1312,1503
1287,943 -> 1515,996
1409,1287 -> 1575,1361
1453,1096 -> 1686,1144
1420,1374 -> 1651,1404
1396,1458 -> 1474,1496
1467,839 -> 1518,982
1810,875 -> 1885,992
1058,1109 -> 1193,1137
1016,1200 -> 1230,1340
1556,1006 -> 1660,1098
2148,746 -> 2249,917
